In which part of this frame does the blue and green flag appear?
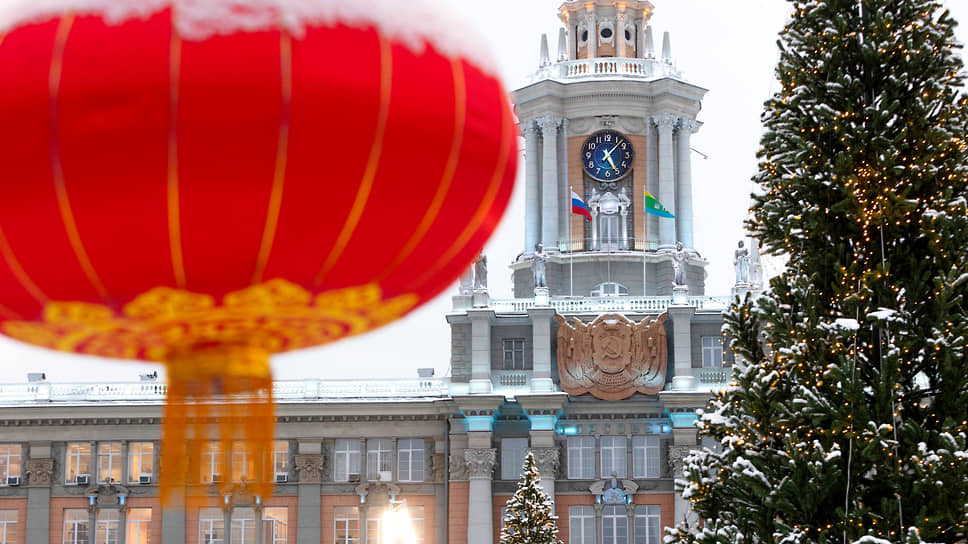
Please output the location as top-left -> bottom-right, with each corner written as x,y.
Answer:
644,191 -> 674,218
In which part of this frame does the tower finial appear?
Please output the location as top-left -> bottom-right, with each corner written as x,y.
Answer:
643,26 -> 655,59
539,33 -> 551,68
556,28 -> 568,62
661,31 -> 672,64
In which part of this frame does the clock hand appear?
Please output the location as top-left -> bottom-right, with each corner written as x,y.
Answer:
601,140 -> 623,171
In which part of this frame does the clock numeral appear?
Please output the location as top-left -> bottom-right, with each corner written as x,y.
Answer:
621,161 -> 627,168
596,136 -> 602,143
604,169 -> 612,178
585,151 -> 592,159
588,143 -> 596,150
624,152 -> 631,159
588,161 -> 595,168
621,142 -> 627,150
595,167 -> 601,175
604,134 -> 612,142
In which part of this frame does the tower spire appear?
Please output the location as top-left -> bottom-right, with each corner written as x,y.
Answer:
661,31 -> 672,64
539,33 -> 551,68
643,25 -> 655,59
556,28 -> 568,62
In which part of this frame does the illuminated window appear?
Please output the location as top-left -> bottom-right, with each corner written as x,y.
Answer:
0,510 -> 17,544
125,509 -> 151,544
95,509 -> 120,544
634,505 -> 661,544
63,509 -> 89,544
701,336 -> 724,368
501,438 -> 528,480
568,506 -> 595,544
632,436 -> 660,479
201,443 -> 225,484
262,507 -> 288,544
334,507 -> 359,544
65,443 -> 92,484
231,442 -> 255,483
98,443 -> 122,484
127,443 -> 154,484
272,441 -> 289,479
334,440 -> 361,482
409,506 -> 424,544
566,437 -> 595,479
0,445 -> 21,485
199,508 -> 224,544
600,436 -> 627,478
602,505 -> 627,544
397,439 -> 424,482
231,508 -> 257,544
366,439 -> 392,482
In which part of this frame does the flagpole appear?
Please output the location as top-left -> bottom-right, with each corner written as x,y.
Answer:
569,185 -> 574,298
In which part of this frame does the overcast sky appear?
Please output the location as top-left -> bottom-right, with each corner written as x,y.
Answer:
1,0 -> 967,384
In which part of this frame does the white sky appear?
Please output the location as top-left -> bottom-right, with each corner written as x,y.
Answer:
1,0 -> 967,384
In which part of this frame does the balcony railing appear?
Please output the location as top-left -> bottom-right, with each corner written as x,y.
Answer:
0,378 -> 448,404
532,57 -> 682,82
488,295 -> 733,314
556,238 -> 660,253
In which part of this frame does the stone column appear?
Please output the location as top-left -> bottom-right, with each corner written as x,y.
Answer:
585,12 -> 597,59
655,113 -> 677,250
524,121 -> 541,254
616,11 -> 627,57
569,21 -> 579,60
558,118 -> 570,248
594,504 -> 604,542
620,207 -> 628,250
636,19 -> 645,59
591,206 -> 599,251
676,119 -> 699,250
465,448 -> 497,544
539,116 -> 561,250
626,504 -> 636,544
24,456 -> 53,544
527,307 -> 556,392
646,117 -> 659,250
529,448 -> 560,514
668,305 -> 695,390
294,449 -> 324,544
468,309 -> 495,394
668,445 -> 695,529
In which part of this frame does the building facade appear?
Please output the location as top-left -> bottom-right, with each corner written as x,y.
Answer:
0,1 -> 752,543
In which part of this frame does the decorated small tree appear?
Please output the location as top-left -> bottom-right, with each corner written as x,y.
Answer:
500,452 -> 562,544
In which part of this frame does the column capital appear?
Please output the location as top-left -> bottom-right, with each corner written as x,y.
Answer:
522,120 -> 540,137
652,112 -> 678,131
294,453 -> 325,484
528,447 -> 560,478
667,445 -> 693,478
464,448 -> 497,479
25,458 -> 53,487
677,118 -> 701,134
537,115 -> 562,132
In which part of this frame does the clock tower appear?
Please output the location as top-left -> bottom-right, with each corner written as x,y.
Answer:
511,0 -> 707,297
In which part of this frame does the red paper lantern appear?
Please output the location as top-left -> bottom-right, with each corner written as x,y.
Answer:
0,2 -> 516,499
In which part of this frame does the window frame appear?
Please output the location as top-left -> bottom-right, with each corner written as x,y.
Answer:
272,441 -> 289,479
125,508 -> 151,544
199,507 -> 225,544
566,436 -> 595,479
634,505 -> 661,544
334,439 -> 361,482
231,442 -> 255,483
333,507 -> 360,544
568,506 -> 595,544
602,505 -> 628,544
0,510 -> 17,544
500,438 -> 529,481
94,508 -> 120,544
632,436 -> 661,479
396,439 -> 424,483
127,442 -> 154,484
201,443 -> 225,484
600,436 -> 627,479
231,507 -> 258,544
97,442 -> 122,484
365,439 -> 392,482
0,444 -> 21,485
65,443 -> 92,484
502,338 -> 525,370
63,509 -> 90,544
262,507 -> 288,544
701,335 -> 724,368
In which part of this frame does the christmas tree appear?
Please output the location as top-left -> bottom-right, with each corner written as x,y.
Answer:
500,452 -> 562,544
671,1 -> 968,544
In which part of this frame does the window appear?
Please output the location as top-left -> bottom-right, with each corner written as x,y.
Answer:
66,443 -> 92,483
334,507 -> 360,544
98,443 -> 121,484
501,438 -> 528,480
366,439 -> 392,482
568,506 -> 595,544
567,437 -> 595,479
0,510 -> 17,544
0,444 -> 21,484
502,339 -> 525,370
397,439 -> 424,482
231,442 -> 255,483
272,441 -> 289,479
95,509 -> 120,544
232,508 -> 257,544
201,443 -> 225,484
63,509 -> 89,544
634,505 -> 661,544
128,442 -> 154,484
199,508 -> 224,544
365,515 -> 381,544
409,506 -> 424,544
602,505 -> 628,544
125,509 -> 151,544
591,282 -> 628,297
702,336 -> 724,368
262,507 -> 288,544
334,440 -> 361,482
600,436 -> 627,478
632,436 -> 660,479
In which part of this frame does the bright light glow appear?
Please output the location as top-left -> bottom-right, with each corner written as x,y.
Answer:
381,506 -> 416,544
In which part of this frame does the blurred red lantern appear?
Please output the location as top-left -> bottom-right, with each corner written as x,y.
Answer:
0,1 -> 516,500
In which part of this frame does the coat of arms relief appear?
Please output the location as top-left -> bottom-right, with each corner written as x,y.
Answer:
555,312 -> 668,399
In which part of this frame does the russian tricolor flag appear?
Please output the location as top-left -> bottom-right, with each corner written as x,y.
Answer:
571,191 -> 592,221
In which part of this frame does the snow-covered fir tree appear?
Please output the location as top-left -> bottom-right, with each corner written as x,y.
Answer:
500,452 -> 562,544
670,1 -> 968,544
